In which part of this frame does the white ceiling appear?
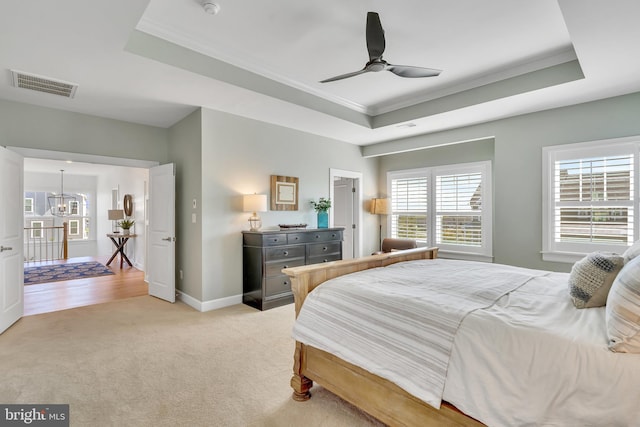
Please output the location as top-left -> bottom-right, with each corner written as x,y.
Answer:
1,0 -> 639,146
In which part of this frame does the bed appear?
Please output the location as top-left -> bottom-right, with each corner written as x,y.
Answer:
282,247 -> 640,427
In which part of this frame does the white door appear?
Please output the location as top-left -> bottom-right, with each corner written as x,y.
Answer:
333,177 -> 355,259
148,163 -> 175,303
0,146 -> 24,334
329,168 -> 363,259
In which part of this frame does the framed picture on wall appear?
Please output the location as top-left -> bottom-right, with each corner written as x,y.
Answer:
270,175 -> 299,211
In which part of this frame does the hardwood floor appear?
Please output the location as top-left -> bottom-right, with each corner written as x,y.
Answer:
23,256 -> 148,316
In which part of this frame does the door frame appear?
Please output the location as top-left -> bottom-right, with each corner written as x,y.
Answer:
329,168 -> 363,258
11,147 -> 162,296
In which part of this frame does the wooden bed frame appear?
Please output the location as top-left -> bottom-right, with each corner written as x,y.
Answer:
282,247 -> 484,427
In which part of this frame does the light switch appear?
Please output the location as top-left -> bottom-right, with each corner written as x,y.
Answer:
192,213 -> 197,223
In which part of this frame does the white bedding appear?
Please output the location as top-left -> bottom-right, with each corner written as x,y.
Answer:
444,271 -> 640,427
293,259 -> 640,427
292,259 -> 547,408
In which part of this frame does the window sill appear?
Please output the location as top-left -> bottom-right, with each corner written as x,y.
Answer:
541,251 -> 585,264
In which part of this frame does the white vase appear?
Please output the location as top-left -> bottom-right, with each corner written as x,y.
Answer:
122,229 -> 130,235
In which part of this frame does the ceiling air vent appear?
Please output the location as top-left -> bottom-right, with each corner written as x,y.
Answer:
10,70 -> 78,98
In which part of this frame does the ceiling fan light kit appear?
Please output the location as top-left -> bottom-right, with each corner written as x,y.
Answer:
320,12 -> 442,83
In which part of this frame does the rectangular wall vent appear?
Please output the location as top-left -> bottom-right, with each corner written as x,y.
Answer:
10,70 -> 78,98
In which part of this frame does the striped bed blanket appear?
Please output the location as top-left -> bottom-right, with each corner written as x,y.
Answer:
292,259 -> 548,408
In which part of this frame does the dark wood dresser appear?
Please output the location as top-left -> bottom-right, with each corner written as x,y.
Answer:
242,228 -> 344,310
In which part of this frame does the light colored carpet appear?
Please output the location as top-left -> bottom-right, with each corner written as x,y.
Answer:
0,296 -> 384,426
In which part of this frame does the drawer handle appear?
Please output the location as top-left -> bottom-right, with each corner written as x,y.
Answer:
315,235 -> 320,239
294,236 -> 299,240
322,246 -> 328,251
272,238 -> 279,242
283,265 -> 288,268
323,259 -> 329,262
331,234 -> 336,238
283,251 -> 289,256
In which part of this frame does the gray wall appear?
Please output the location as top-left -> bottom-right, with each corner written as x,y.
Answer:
0,99 -> 169,163
377,91 -> 640,272
168,109 -> 203,300
199,108 -> 379,302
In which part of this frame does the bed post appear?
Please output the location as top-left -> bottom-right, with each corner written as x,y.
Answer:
290,271 -> 316,400
291,341 -> 313,401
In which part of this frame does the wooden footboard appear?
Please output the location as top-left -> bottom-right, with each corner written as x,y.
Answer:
282,247 -> 484,426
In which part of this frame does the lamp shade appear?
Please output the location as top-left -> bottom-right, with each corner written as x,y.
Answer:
243,194 -> 267,213
108,209 -> 125,221
370,198 -> 389,215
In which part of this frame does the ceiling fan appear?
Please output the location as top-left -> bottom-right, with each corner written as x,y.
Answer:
320,12 -> 442,83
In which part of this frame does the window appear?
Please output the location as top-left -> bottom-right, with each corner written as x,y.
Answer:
23,191 -> 92,240
68,220 -> 80,236
543,137 -> 638,262
390,175 -> 428,241
25,198 -> 34,213
388,161 -> 492,261
30,221 -> 43,239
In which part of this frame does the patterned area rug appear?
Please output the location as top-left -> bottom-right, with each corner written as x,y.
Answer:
24,261 -> 114,285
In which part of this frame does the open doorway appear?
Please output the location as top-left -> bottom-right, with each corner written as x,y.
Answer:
18,151 -> 153,315
329,168 -> 363,259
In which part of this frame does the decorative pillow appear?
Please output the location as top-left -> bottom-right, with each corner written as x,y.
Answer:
606,256 -> 640,353
568,252 -> 624,309
622,239 -> 640,264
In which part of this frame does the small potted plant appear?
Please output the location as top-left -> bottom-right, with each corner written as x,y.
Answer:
118,219 -> 135,235
310,198 -> 331,229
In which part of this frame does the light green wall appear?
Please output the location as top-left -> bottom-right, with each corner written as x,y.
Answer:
0,99 -> 169,162
378,91 -> 640,272
168,109 -> 203,300
200,108 -> 379,302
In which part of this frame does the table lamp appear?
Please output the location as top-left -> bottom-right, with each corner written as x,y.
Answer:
108,209 -> 124,233
243,194 -> 268,231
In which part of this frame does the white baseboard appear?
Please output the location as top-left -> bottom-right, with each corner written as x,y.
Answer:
177,290 -> 242,312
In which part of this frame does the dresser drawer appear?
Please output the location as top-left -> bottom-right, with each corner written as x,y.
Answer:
262,233 -> 288,246
265,245 -> 305,261
307,241 -> 342,257
308,253 -> 342,265
265,257 -> 305,276
287,233 -> 309,244
265,275 -> 292,297
308,230 -> 342,243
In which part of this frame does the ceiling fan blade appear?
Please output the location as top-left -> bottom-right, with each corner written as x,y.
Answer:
319,68 -> 369,83
366,12 -> 385,61
386,64 -> 442,78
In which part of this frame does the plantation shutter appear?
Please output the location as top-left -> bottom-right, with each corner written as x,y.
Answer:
435,172 -> 483,247
390,176 -> 428,242
554,154 -> 633,246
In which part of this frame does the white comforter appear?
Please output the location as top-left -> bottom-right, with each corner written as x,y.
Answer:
444,270 -> 640,427
293,259 -> 640,427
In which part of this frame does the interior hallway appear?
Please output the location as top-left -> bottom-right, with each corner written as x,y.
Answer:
23,256 -> 148,316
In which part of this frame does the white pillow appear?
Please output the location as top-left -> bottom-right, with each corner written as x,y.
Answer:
606,256 -> 640,353
568,252 -> 623,309
622,239 -> 640,264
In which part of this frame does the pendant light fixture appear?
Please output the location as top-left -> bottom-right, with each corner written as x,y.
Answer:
47,169 -> 77,217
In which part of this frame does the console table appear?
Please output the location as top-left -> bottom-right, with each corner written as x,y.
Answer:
106,233 -> 136,268
242,228 -> 344,310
